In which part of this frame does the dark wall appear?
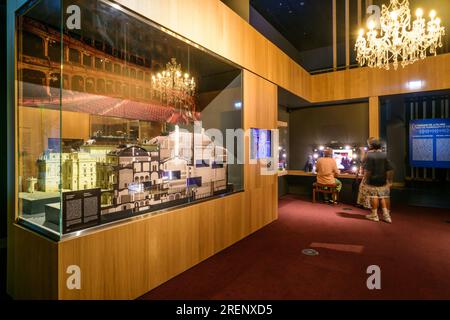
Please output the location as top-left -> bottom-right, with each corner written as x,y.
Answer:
1,0 -> 6,240
289,103 -> 369,170
249,6 -> 303,67
278,106 -> 290,198
380,96 -> 407,183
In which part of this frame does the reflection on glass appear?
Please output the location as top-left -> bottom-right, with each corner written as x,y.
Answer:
16,0 -> 243,238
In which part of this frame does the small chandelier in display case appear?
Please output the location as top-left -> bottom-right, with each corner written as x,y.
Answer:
152,58 -> 196,109
355,0 -> 445,70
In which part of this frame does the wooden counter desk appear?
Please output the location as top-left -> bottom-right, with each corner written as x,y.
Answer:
279,170 -> 359,203
287,170 -> 358,180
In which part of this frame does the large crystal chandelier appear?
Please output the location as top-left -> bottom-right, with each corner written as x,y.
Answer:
355,0 -> 445,70
152,58 -> 196,109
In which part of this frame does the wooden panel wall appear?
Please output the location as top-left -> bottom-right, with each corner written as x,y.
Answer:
58,193 -> 247,299
56,71 -> 278,300
7,225 -> 59,300
369,97 -> 380,139
311,53 -> 450,103
243,71 -> 278,233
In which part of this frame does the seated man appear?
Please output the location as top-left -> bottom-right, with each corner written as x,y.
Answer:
316,148 -> 342,203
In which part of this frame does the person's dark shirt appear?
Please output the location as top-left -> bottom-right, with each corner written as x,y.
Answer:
364,151 -> 394,186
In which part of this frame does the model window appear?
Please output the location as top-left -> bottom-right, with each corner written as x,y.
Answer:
62,74 -> 69,90
71,75 -> 85,92
83,54 -> 92,67
47,39 -> 61,62
97,79 -> 106,94
22,31 -> 45,59
137,71 -> 144,80
105,61 -> 113,72
69,48 -> 80,64
130,69 -> 136,78
95,57 -> 103,69
106,80 -> 114,94
196,159 -> 210,168
123,67 -> 129,77
114,64 -> 121,75
20,69 -> 46,98
163,171 -> 181,180
86,78 -> 95,93
49,73 -> 60,98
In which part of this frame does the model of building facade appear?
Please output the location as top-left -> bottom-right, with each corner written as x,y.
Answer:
35,127 -> 229,218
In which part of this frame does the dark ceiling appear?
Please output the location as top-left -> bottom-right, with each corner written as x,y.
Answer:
251,0 -> 449,55
250,0 -> 333,52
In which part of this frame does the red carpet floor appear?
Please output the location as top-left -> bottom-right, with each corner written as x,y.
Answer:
139,195 -> 450,300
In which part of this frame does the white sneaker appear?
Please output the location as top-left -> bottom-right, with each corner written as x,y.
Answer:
365,213 -> 379,222
382,212 -> 392,224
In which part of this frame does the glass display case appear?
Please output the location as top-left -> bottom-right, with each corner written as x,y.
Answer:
16,0 -> 243,238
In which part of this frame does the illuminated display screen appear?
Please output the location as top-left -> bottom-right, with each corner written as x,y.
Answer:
187,177 -> 202,187
250,128 -> 272,160
410,119 -> 450,168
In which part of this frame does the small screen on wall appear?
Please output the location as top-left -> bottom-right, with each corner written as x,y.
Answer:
409,118 -> 450,168
250,128 -> 272,160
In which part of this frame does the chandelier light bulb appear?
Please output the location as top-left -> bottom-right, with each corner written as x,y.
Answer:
416,8 -> 423,17
359,28 -> 365,36
429,10 -> 436,19
355,0 -> 445,70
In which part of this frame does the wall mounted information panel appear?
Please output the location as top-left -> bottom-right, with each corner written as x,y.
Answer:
409,119 -> 450,168
16,0 -> 243,238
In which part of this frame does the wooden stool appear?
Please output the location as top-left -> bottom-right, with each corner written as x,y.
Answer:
313,182 -> 339,203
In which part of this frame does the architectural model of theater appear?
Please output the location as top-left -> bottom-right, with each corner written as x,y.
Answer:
30,127 -> 229,224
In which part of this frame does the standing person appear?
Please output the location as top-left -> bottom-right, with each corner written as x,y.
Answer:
316,148 -> 342,204
356,142 -> 373,209
363,138 -> 394,223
